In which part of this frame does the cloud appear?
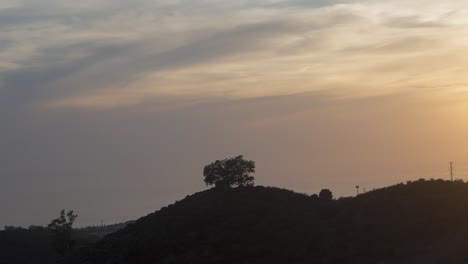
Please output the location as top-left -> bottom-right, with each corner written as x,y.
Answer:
384,15 -> 447,28
1,0 -> 467,110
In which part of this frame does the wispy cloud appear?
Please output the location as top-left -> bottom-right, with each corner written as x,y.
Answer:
1,0 -> 467,110
1,0 -> 468,125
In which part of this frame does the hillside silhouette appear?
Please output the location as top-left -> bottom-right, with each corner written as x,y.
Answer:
0,222 -> 131,264
76,179 -> 468,264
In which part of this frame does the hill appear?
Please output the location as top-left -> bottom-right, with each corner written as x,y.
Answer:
0,222 -> 131,264
77,179 -> 468,264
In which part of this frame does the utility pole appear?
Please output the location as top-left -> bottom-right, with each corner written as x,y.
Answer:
356,185 -> 360,196
450,162 -> 454,181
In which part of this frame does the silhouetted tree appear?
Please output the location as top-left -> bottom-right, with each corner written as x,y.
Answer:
48,210 -> 78,256
203,155 -> 255,189
319,189 -> 333,200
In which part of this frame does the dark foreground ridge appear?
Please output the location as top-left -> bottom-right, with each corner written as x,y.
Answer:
0,222 -> 131,264
75,179 -> 468,264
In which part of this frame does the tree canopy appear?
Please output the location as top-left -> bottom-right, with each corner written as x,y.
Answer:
319,189 -> 333,200
203,155 -> 255,189
48,210 -> 78,256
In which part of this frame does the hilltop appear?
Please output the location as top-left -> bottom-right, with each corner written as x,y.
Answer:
77,179 -> 468,264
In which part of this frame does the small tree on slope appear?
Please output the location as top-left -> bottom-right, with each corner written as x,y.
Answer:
48,209 -> 78,256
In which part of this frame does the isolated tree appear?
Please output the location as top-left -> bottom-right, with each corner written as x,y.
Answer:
203,155 -> 255,189
48,210 -> 78,256
319,189 -> 333,201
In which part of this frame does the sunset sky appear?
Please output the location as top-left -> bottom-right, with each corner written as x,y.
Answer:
1,0 -> 468,227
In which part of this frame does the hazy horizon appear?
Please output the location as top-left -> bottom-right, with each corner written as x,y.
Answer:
1,0 -> 468,227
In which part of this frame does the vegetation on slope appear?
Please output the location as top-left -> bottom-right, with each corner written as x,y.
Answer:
79,179 -> 468,264
0,222 -> 130,264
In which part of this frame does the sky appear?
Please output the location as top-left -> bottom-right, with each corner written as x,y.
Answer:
1,0 -> 468,227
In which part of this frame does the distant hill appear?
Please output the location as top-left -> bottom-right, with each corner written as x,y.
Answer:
0,222 -> 131,264
77,179 -> 468,264
76,221 -> 135,239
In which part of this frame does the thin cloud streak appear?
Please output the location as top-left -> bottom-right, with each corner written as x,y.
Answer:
1,0 -> 467,110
